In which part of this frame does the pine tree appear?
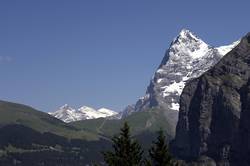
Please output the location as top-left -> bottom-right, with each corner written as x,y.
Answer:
103,122 -> 144,166
148,129 -> 173,166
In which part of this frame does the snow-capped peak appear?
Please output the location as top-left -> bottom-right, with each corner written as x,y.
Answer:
48,104 -> 77,123
134,29 -> 240,117
59,104 -> 73,110
169,29 -> 210,60
49,105 -> 118,123
155,34 -> 235,110
97,108 -> 117,116
178,29 -> 199,41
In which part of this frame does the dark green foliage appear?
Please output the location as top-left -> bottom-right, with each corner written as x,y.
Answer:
148,129 -> 173,166
103,122 -> 144,166
143,159 -> 153,166
0,124 -> 111,166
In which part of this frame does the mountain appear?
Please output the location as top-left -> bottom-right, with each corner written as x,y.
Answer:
71,108 -> 175,139
171,33 -> 250,165
0,100 -> 99,140
123,29 -> 239,131
49,104 -> 118,123
0,100 -> 112,165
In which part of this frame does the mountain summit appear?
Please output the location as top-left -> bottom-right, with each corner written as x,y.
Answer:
49,104 -> 117,123
123,29 -> 239,130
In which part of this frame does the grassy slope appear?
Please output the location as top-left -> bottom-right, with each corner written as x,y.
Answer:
0,101 -> 175,164
71,108 -> 175,139
0,100 -> 99,140
0,100 -> 175,140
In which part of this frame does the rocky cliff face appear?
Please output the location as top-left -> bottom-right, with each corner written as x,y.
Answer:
172,33 -> 250,165
127,29 -> 238,132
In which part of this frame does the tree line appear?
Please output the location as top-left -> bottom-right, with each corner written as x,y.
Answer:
99,122 -> 176,166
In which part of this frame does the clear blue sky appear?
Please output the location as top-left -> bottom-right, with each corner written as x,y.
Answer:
0,0 -> 249,112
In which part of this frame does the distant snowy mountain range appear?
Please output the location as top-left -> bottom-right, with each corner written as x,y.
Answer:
49,29 -> 239,124
48,104 -> 118,123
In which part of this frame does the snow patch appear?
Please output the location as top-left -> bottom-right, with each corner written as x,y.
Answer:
170,103 -> 180,111
216,40 -> 240,55
162,81 -> 185,96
